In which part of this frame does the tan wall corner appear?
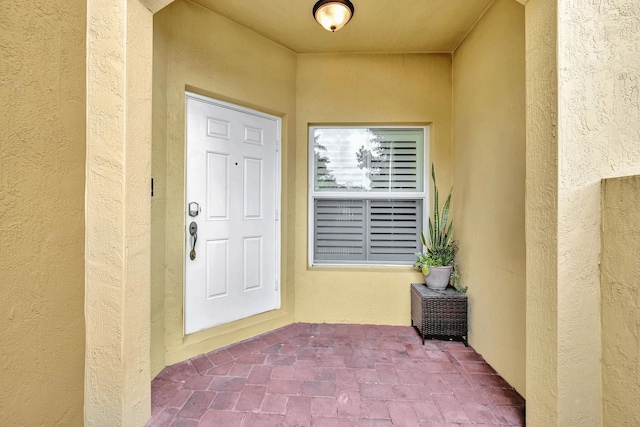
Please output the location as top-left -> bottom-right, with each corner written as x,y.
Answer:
601,175 -> 640,426
452,0 -> 526,396
85,0 -> 153,425
557,0 -> 640,424
525,0 -> 559,424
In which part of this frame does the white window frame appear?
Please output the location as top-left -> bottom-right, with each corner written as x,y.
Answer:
308,125 -> 430,267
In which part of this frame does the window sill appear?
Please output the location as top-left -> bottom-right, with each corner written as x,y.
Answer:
307,263 -> 417,273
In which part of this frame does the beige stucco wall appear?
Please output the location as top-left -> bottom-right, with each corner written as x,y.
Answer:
152,0 -> 297,368
452,0 -> 526,395
525,0 -> 559,425
556,0 -> 640,424
151,2 -> 170,379
85,0 -> 154,424
0,1 -> 86,425
601,175 -> 640,426
294,53 -> 452,324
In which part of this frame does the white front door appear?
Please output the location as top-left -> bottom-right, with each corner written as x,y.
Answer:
184,93 -> 280,335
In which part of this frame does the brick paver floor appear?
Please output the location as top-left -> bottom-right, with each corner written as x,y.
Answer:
149,323 -> 525,426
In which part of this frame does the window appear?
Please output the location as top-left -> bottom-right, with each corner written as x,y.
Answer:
309,126 -> 428,265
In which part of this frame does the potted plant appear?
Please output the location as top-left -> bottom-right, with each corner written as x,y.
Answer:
414,164 -> 466,293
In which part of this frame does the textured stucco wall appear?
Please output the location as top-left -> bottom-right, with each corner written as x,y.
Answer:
525,0 -> 559,425
0,0 -> 86,425
152,0 -> 297,367
151,3 -> 169,378
557,0 -> 640,424
295,53 -> 452,324
601,175 -> 640,426
85,0 -> 153,424
452,0 -> 526,395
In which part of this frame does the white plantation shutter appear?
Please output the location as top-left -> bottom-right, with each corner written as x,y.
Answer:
369,199 -> 422,262
368,130 -> 422,192
314,199 -> 365,261
310,127 -> 428,265
313,199 -> 422,263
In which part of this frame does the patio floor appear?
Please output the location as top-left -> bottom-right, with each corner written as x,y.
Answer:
149,323 -> 525,426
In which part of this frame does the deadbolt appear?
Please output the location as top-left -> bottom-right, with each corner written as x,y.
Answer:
188,202 -> 200,217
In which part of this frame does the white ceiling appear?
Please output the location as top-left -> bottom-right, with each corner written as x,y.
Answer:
190,0 -> 496,53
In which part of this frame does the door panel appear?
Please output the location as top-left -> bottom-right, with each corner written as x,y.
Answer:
185,93 -> 280,334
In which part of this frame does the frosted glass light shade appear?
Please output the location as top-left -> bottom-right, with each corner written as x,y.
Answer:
313,0 -> 355,32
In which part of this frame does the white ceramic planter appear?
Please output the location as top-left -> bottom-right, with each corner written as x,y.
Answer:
424,265 -> 453,290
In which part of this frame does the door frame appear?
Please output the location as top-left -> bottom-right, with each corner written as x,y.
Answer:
183,92 -> 283,333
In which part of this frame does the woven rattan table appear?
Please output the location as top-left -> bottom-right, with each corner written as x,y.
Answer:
411,283 -> 468,346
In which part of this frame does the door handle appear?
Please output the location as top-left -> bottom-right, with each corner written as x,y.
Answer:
189,221 -> 198,260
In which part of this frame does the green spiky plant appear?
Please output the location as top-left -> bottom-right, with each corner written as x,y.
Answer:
414,164 -> 466,293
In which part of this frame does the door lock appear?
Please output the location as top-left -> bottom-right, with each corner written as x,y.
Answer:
189,221 -> 198,260
188,202 -> 200,217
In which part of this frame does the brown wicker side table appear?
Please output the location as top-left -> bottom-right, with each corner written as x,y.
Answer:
411,283 -> 468,346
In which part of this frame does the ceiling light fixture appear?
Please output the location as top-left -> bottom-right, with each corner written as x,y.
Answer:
313,0 -> 355,32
